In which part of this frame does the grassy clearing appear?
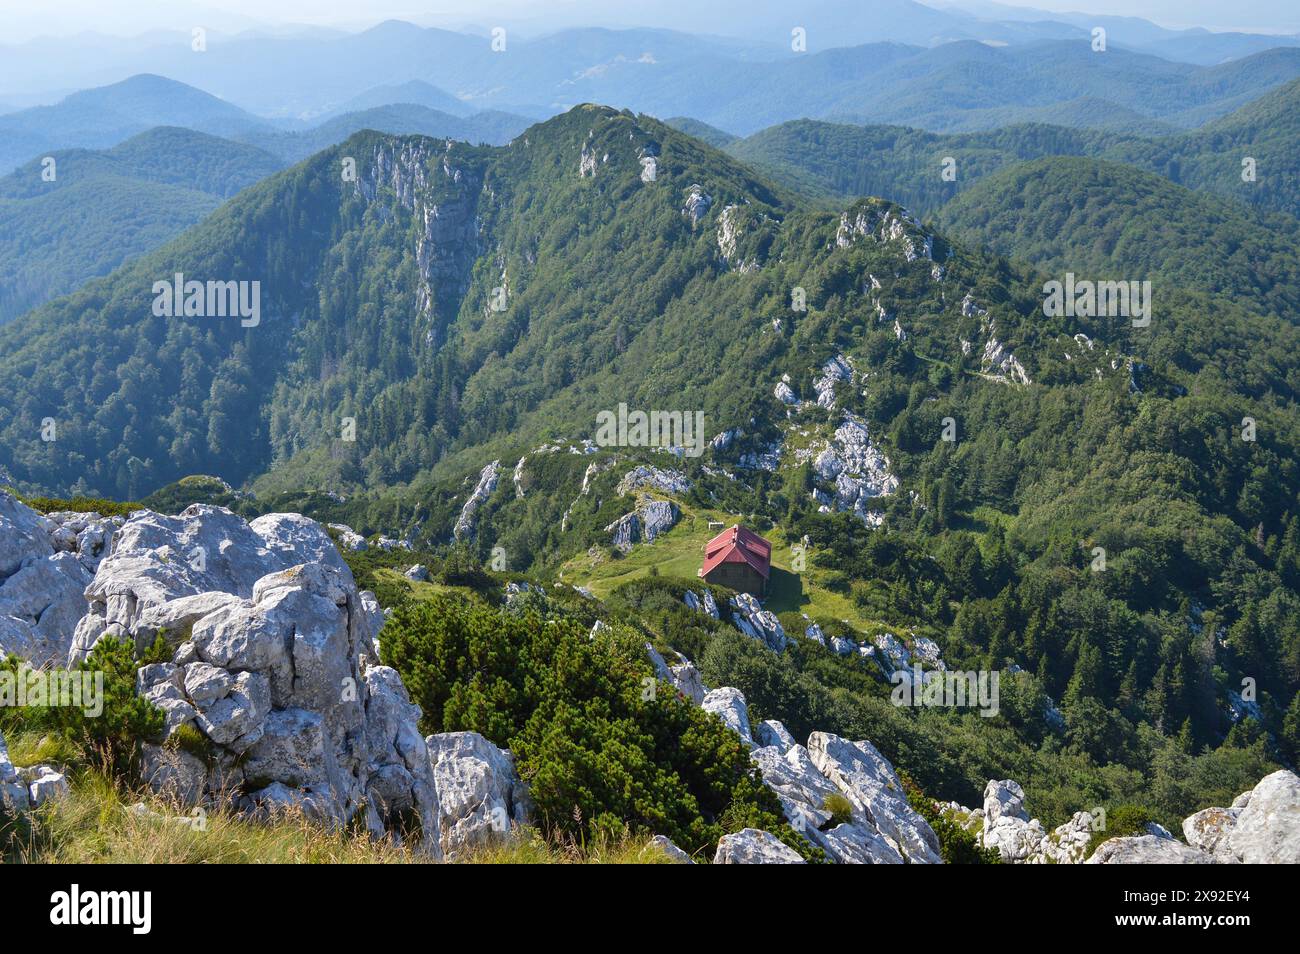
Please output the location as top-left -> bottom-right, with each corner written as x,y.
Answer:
557,500 -> 889,634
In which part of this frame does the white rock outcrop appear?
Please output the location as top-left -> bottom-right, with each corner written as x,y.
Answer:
730,593 -> 787,651
427,730 -> 531,858
68,505 -> 353,664
1218,769 -> 1300,863
0,729 -> 29,813
713,828 -> 805,864
604,500 -> 679,552
702,687 -> 753,747
453,460 -> 500,541
1,493 -> 122,666
616,466 -> 691,497
807,732 -> 942,864
58,504 -> 440,852
1086,833 -> 1216,864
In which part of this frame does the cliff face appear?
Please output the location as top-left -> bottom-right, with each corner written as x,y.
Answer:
356,138 -> 485,343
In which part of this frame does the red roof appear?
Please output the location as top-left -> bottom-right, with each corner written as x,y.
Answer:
699,525 -> 771,580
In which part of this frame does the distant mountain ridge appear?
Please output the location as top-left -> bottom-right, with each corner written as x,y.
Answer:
0,127 -> 281,325
6,22 -> 1300,143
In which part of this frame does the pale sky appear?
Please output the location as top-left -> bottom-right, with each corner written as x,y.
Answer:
0,0 -> 1295,44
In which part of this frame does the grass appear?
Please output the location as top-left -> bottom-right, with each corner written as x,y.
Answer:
1,766 -> 686,865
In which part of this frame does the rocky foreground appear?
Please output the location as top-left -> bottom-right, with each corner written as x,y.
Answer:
2,490 -> 1297,863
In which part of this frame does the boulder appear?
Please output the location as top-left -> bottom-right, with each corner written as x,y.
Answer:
62,505 -> 436,849
427,730 -> 530,858
327,523 -> 368,552
757,719 -> 796,753
361,666 -> 440,843
139,743 -> 208,806
648,834 -> 694,863
1,492 -> 121,666
702,687 -> 753,747
818,822 -> 905,865
0,729 -> 29,813
751,743 -> 840,831
1086,834 -> 1216,864
1219,769 -> 1300,863
26,765 -> 70,807
1182,806 -> 1240,855
617,466 -> 691,497
69,504 -> 350,664
730,593 -> 787,651
1038,810 -> 1096,865
979,778 -> 1047,862
714,828 -> 805,864
807,732 -> 941,864
670,660 -> 707,704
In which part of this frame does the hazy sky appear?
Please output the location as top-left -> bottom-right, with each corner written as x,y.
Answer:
0,0 -> 1295,43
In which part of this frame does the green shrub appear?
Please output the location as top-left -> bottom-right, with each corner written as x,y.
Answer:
380,595 -> 821,860
18,495 -> 141,517
0,637 -> 164,780
1085,804 -> 1157,858
901,772 -> 1000,864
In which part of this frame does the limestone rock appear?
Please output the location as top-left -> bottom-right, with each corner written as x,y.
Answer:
0,729 -> 29,813
670,659 -> 707,704
328,523 -> 368,551
1,491 -> 120,666
730,593 -> 787,651
69,504 -> 350,664
1086,834 -> 1216,864
26,765 -> 70,807
714,828 -> 805,864
682,184 -> 712,226
807,731 -> 942,864
649,834 -> 693,863
427,730 -> 530,858
453,460 -> 499,541
751,742 -> 839,831
702,687 -> 753,747
1219,769 -> 1300,863
617,466 -> 691,497
757,719 -> 796,753
818,821 -> 905,865
1182,806 -> 1240,855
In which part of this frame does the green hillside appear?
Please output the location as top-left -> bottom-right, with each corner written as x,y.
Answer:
0,128 -> 282,325
934,155 -> 1300,316
1106,78 -> 1300,217
726,120 -> 1131,212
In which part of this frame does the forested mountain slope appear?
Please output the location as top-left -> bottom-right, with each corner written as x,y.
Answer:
1106,78 -> 1300,218
3,102 -> 1298,835
934,156 -> 1300,316
0,128 -> 281,325
723,78 -> 1300,225
0,74 -> 274,172
726,120 -> 1132,212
